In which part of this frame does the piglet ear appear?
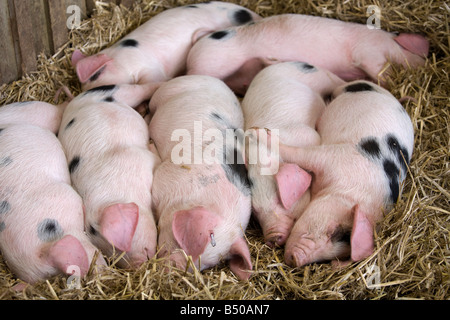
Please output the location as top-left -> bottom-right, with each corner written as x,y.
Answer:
275,163 -> 311,210
192,28 -> 214,44
350,205 -> 374,261
75,53 -> 113,83
100,203 -> 139,252
47,235 -> 90,277
229,237 -> 253,281
394,33 -> 429,58
173,207 -> 219,261
71,49 -> 87,66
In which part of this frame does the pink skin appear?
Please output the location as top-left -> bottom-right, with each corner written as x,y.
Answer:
0,122 -> 106,285
58,83 -> 161,268
187,14 -> 429,95
0,101 -> 65,134
72,1 -> 261,91
149,75 -> 253,280
241,62 -> 346,247
259,80 -> 414,267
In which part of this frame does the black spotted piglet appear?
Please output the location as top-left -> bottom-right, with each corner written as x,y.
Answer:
241,61 -> 345,247
149,75 -> 253,280
72,1 -> 260,91
58,83 -> 160,269
0,101 -> 106,284
274,80 -> 414,267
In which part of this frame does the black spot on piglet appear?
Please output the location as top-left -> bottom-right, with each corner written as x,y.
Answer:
210,30 -> 229,40
233,9 -> 253,25
37,218 -> 64,242
383,159 -> 400,203
386,134 -> 409,171
69,156 -> 81,174
0,156 -> 12,167
302,63 -> 315,71
65,118 -> 76,130
359,137 -> 381,159
345,82 -> 374,93
0,201 -> 11,215
121,39 -> 139,48
89,67 -> 105,82
86,84 -> 116,93
89,225 -> 98,236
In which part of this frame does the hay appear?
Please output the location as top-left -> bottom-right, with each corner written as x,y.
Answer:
0,0 -> 448,300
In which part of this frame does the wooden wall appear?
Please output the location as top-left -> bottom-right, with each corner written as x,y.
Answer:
0,0 -> 133,85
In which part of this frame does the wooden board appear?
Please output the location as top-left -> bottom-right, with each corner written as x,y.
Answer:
0,0 -> 20,84
48,0 -> 87,52
13,0 -> 53,75
0,0 -> 135,86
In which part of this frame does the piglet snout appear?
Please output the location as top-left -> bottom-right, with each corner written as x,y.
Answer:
284,236 -> 315,267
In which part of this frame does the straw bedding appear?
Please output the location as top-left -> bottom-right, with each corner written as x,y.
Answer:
0,0 -> 448,300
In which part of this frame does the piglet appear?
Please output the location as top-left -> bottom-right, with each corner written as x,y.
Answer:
270,80 -> 414,267
57,83 -> 161,268
187,14 -> 429,95
0,101 -> 64,133
0,102 -> 106,284
148,75 -> 253,280
72,1 -> 260,91
241,61 -> 346,247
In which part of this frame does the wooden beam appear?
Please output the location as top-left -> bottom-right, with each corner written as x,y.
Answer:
0,0 -> 20,84
48,0 -> 87,52
13,0 -> 53,75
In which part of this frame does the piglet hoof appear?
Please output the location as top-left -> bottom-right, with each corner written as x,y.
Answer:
12,282 -> 29,292
331,259 -> 352,269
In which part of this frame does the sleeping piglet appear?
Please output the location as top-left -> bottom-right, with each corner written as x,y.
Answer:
58,83 -> 160,268
0,100 -> 65,134
148,75 -> 253,280
187,13 -> 429,95
241,61 -> 346,247
72,1 -> 261,91
270,80 -> 414,267
0,102 -> 106,284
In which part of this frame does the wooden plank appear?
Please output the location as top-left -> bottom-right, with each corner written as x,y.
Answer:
13,0 -> 53,75
0,0 -> 20,84
86,0 -> 95,16
120,0 -> 135,9
49,0 -> 87,51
